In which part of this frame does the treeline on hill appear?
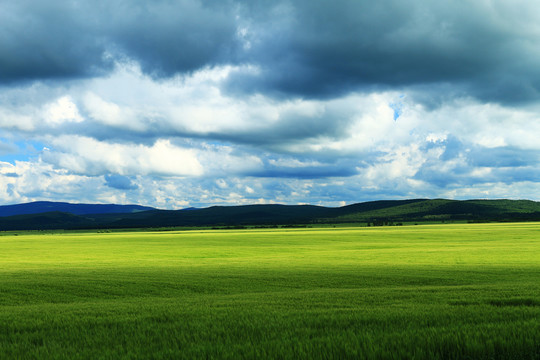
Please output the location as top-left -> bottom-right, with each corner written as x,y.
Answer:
0,199 -> 540,231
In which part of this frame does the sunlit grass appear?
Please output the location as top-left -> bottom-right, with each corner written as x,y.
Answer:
1,223 -> 539,358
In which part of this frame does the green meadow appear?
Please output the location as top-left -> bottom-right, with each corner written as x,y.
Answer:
0,223 -> 539,359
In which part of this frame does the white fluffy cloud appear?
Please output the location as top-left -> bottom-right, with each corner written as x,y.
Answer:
1,62 -> 539,207
43,136 -> 203,177
44,96 -> 84,126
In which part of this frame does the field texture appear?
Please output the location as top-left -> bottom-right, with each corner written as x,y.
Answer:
0,223 -> 539,359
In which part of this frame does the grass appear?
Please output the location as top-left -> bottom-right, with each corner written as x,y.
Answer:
0,223 -> 539,359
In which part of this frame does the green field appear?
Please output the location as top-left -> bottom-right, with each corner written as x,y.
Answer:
1,223 -> 539,359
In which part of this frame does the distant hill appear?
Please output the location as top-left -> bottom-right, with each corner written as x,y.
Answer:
0,211 -> 95,230
0,201 -> 155,217
0,199 -> 539,231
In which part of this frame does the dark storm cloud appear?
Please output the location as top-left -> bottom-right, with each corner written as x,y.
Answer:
232,0 -> 540,103
0,0 -> 238,82
0,1 -> 112,81
3,0 -> 539,104
103,0 -> 239,77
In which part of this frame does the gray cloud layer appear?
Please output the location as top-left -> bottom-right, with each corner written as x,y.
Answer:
1,0 -> 238,81
2,1 -> 540,104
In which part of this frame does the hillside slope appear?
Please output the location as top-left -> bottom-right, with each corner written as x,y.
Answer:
0,201 -> 155,217
0,199 -> 539,231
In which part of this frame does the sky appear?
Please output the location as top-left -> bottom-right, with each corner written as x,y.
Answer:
1,0 -> 540,209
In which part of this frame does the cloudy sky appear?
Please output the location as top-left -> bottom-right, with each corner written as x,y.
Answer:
1,0 -> 540,208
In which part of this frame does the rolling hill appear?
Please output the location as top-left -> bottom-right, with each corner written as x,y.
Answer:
0,201 -> 155,217
0,199 -> 539,231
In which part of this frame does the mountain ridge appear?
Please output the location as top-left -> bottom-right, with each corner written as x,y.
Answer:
0,199 -> 539,231
0,199 -> 540,231
0,201 -> 155,217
